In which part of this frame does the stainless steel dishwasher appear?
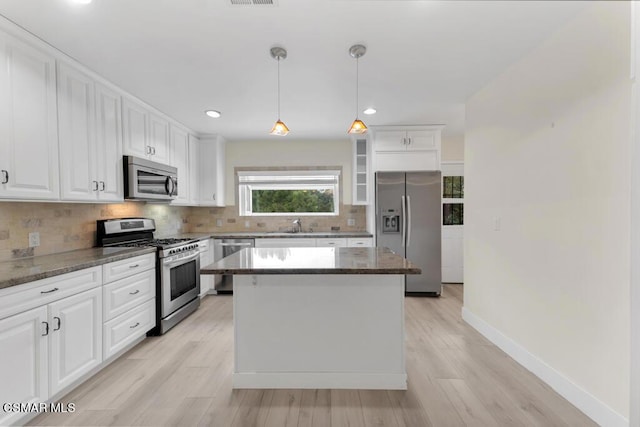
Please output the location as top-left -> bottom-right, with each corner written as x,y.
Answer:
213,238 -> 255,294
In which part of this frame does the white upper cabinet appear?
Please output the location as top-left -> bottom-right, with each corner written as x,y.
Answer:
122,97 -> 149,158
94,83 -> 123,201
170,124 -> 190,205
372,125 -> 444,172
148,113 -> 170,164
351,135 -> 371,205
373,127 -> 441,152
0,32 -> 59,200
122,96 -> 171,164
58,63 -> 123,202
198,135 -> 226,207
188,134 -> 200,206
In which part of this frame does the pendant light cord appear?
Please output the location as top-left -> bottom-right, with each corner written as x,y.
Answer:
277,57 -> 281,121
355,57 -> 359,119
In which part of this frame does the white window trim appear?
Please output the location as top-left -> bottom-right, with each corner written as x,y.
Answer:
238,170 -> 341,217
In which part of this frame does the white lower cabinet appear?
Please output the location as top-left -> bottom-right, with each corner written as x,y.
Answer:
347,237 -> 374,247
103,299 -> 155,359
102,256 -> 156,360
0,306 -> 48,427
0,255 -> 156,425
254,237 -> 373,248
198,238 -> 215,296
48,287 -> 102,396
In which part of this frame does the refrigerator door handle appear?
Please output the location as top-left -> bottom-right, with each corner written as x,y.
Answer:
401,195 -> 407,247
407,195 -> 412,247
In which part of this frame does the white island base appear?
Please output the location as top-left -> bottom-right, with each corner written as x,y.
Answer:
233,274 -> 406,390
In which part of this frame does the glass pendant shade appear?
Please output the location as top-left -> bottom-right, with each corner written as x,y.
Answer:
348,118 -> 368,134
270,120 -> 290,136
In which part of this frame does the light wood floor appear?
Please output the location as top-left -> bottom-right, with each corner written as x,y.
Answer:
29,285 -> 595,426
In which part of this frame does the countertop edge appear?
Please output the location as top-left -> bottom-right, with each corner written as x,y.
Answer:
200,267 -> 422,275
0,247 -> 156,291
165,232 -> 374,240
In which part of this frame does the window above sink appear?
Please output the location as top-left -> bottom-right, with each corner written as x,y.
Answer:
237,169 -> 340,217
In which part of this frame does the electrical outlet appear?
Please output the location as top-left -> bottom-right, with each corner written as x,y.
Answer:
216,219 -> 223,227
29,232 -> 40,247
244,220 -> 250,228
347,218 -> 356,226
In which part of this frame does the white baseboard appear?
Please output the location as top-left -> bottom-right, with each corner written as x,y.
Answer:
233,372 -> 407,390
461,307 -> 628,427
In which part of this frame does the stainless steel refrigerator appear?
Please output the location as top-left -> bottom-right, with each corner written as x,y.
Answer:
375,171 -> 442,295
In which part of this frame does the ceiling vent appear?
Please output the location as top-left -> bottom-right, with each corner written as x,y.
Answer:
230,0 -> 277,6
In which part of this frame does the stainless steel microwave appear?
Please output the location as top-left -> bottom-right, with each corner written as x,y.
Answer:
123,155 -> 178,201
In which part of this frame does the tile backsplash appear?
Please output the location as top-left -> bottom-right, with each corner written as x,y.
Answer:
0,202 -> 367,262
0,202 -> 190,262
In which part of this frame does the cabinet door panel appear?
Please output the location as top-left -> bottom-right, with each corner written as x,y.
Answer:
48,287 -> 102,395
95,83 -> 123,201
0,33 -> 59,200
170,125 -> 189,204
188,135 -> 200,205
372,130 -> 407,152
149,113 -> 170,164
122,97 -> 148,158
406,130 -> 436,151
58,63 -> 96,201
0,306 -> 48,426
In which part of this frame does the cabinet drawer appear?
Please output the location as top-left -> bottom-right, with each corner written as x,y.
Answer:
347,238 -> 374,247
103,253 -> 155,284
315,238 -> 347,248
197,239 -> 209,252
103,299 -> 155,360
0,267 -> 102,320
255,238 -> 316,248
103,269 -> 156,321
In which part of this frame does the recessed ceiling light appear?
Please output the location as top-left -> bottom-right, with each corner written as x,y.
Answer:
363,108 -> 377,115
69,0 -> 93,4
205,110 -> 222,118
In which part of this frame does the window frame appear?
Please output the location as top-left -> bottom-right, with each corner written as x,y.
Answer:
238,169 -> 341,217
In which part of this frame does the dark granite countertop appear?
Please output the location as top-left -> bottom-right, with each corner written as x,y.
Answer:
201,247 -> 420,275
163,231 -> 373,241
0,247 -> 157,290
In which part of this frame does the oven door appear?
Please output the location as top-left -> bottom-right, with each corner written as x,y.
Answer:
161,250 -> 200,318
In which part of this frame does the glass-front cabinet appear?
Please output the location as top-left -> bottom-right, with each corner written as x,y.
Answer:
352,135 -> 371,205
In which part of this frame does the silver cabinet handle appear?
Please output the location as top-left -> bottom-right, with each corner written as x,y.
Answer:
40,287 -> 59,294
408,137 -> 412,145
1,170 -> 8,184
100,181 -> 105,191
401,195 -> 406,247
212,193 -> 216,201
53,316 -> 61,331
92,180 -> 99,191
130,322 -> 140,329
129,290 -> 140,295
406,195 -> 412,247
145,146 -> 151,155
129,264 -> 140,268
151,147 -> 156,155
42,321 -> 49,336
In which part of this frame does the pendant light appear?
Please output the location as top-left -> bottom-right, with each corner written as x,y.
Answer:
347,44 -> 368,134
269,47 -> 290,136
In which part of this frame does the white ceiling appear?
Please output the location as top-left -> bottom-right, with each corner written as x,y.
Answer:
0,0 -> 589,141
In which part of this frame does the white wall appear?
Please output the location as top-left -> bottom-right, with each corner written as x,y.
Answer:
464,2 -> 630,424
224,139 -> 352,206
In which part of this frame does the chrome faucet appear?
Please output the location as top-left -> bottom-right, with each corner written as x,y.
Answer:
292,218 -> 302,233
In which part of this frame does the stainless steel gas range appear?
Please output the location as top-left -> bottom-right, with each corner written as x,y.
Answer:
97,218 -> 200,335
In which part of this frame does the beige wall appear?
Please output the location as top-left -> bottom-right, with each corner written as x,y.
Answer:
442,134 -> 465,162
465,2 -> 630,419
225,139 -> 353,206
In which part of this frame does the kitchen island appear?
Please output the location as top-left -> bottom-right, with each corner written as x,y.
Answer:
201,246 -> 420,390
